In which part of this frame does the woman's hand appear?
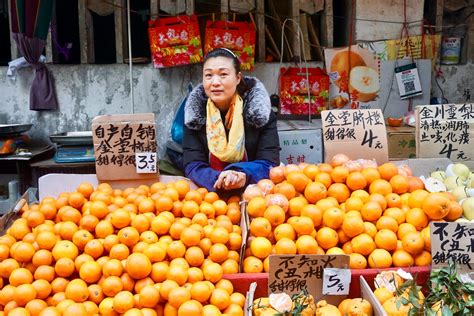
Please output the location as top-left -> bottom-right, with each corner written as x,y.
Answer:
214,170 -> 246,190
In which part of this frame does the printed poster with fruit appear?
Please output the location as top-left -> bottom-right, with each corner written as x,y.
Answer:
204,20 -> 256,71
148,15 -> 203,68
279,67 -> 329,117
324,45 -> 379,110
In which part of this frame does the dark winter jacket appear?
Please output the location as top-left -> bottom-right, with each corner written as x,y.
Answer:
183,76 -> 280,192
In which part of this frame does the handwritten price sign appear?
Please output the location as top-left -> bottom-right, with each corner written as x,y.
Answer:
135,153 -> 157,174
322,268 -> 351,295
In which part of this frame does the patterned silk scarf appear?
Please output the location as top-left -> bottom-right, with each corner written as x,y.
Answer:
206,94 -> 245,163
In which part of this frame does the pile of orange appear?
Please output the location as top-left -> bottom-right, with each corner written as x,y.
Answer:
0,180 -> 246,316
244,162 -> 462,272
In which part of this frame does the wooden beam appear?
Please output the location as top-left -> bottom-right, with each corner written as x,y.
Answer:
45,0 -> 55,63
321,0 -> 333,48
435,0 -> 444,34
221,0 -> 229,21
150,0 -> 159,19
78,0 -> 94,63
307,15 -> 323,61
265,25 -> 281,61
115,0 -> 125,63
186,0 -> 194,15
267,0 -> 292,60
7,0 -> 18,59
299,14 -> 311,61
256,0 -> 265,62
290,0 -> 301,61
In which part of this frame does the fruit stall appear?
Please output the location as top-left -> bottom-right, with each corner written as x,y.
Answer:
1,151 -> 474,315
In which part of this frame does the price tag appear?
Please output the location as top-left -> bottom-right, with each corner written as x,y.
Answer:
322,268 -> 351,295
135,153 -> 157,173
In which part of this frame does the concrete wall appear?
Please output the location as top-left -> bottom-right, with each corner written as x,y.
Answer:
0,62 -> 323,156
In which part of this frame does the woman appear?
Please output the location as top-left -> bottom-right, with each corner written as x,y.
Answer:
183,48 -> 280,192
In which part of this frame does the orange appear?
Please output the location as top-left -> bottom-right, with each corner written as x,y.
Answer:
155,195 -> 174,213
295,235 -> 318,254
374,229 -> 398,251
288,196 -> 308,216
346,172 -> 367,191
360,201 -> 382,222
369,179 -> 392,196
303,164 -> 320,180
300,205 -> 323,227
414,250 -> 432,266
179,227 -> 201,247
126,253 -> 152,279
243,256 -> 263,273
322,207 -> 345,230
274,182 -> 296,200
79,261 -> 102,283
405,208 -> 428,231
88,284 -> 104,304
94,220 -> 114,239
344,197 -> 364,212
113,291 -> 135,313
420,227 -> 431,251
392,249 -> 414,267
210,288 -> 231,311
178,300 -> 202,316
247,197 -> 267,218
68,192 -> 85,209
250,237 -> 272,259
314,172 -> 332,189
383,207 -> 405,225
342,215 -> 365,238
275,238 -> 297,254
330,166 -> 349,183
213,200 -> 228,217
373,287 -> 394,305
203,262 -> 223,283
385,193 -> 402,209
422,192 -> 450,220
402,232 -> 424,255
351,233 -> 376,256
26,210 -> 45,228
52,240 -> 78,261
349,253 -> 367,269
389,175 -> 409,194
10,241 -> 35,263
190,281 -> 212,303
368,249 -> 392,268
408,189 -> 429,209
168,287 -> 191,309
327,183 -> 350,203
84,239 -> 104,259
316,227 -> 338,250
407,176 -> 425,192
304,182 -> 327,203
25,299 -> 48,315
376,216 -> 399,232
361,167 -> 380,184
33,265 -> 55,282
378,162 -> 398,181
208,243 -> 229,263
264,205 -> 286,227
9,268 -> 33,286
230,292 -> 246,307
101,276 -> 123,297
273,223 -> 296,241
249,217 -> 272,238
292,216 -> 314,236
286,171 -> 310,192
65,279 -> 89,303
32,279 -> 51,300
445,201 -> 463,221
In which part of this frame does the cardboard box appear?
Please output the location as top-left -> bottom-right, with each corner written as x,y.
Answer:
277,120 -> 323,165
386,125 -> 416,159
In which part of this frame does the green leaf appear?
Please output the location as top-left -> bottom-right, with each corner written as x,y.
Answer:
442,305 -> 454,316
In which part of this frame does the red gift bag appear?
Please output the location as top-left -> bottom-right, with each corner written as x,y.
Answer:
148,15 -> 203,68
279,67 -> 330,117
204,20 -> 256,71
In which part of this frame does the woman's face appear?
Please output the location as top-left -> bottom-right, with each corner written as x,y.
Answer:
203,56 -> 241,111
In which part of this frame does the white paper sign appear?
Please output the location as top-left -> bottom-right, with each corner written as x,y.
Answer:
395,63 -> 423,99
322,268 -> 351,295
135,152 -> 157,173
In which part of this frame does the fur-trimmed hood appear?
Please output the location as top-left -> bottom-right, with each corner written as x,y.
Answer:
184,76 -> 271,130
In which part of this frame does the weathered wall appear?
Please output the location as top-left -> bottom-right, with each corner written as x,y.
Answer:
434,63 -> 474,103
355,0 -> 425,41
0,62 -> 321,155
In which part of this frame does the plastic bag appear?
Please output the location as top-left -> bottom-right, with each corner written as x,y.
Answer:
171,83 -> 193,145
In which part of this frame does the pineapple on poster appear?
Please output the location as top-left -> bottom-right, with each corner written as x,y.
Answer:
279,67 -> 329,116
205,20 -> 256,71
148,15 -> 203,68
324,45 -> 379,110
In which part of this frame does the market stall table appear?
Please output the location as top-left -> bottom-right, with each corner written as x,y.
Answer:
224,266 -> 431,299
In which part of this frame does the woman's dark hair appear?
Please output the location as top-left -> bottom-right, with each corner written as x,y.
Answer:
203,48 -> 241,75
203,48 -> 248,93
